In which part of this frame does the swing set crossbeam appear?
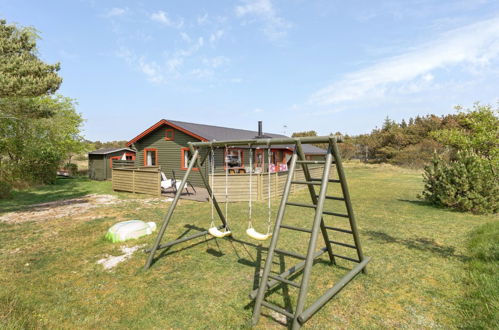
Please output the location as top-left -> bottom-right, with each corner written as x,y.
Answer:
189,135 -> 341,148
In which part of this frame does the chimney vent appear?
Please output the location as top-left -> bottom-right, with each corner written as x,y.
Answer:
258,121 -> 263,137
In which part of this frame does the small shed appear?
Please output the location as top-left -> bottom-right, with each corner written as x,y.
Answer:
88,148 -> 136,180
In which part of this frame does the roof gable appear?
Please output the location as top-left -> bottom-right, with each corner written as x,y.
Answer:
126,119 -> 209,146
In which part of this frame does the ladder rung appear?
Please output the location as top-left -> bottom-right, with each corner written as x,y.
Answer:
296,160 -> 327,165
329,240 -> 357,249
280,224 -> 312,233
325,196 -> 345,201
310,178 -> 341,183
291,180 -> 322,185
268,274 -> 301,288
261,301 -> 294,319
274,248 -> 306,260
324,226 -> 353,234
286,202 -> 316,209
323,211 -> 349,218
332,254 -> 359,263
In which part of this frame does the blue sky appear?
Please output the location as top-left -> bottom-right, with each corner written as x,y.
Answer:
2,0 -> 499,141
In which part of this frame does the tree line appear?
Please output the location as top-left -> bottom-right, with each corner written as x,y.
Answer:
293,107 -> 496,168
293,104 -> 498,214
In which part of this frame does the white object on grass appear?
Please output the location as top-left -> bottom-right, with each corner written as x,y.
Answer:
105,220 -> 157,243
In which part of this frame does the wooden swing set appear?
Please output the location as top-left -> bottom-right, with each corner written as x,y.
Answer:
144,135 -> 371,329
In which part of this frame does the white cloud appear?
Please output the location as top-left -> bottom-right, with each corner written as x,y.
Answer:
422,73 -> 434,82
106,7 -> 128,17
115,18 -> 231,84
138,59 -> 164,84
203,56 -> 230,68
310,16 -> 499,106
190,68 -> 213,79
197,13 -> 209,25
150,10 -> 184,29
180,32 -> 191,43
253,108 -> 264,113
116,47 -> 165,84
209,30 -> 224,44
235,0 -> 292,40
167,58 -> 183,72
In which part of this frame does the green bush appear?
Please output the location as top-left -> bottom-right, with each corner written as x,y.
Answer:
0,181 -> 12,199
64,163 -> 78,176
390,139 -> 444,168
420,151 -> 498,214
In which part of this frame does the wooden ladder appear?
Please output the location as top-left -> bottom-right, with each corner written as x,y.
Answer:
250,138 -> 371,329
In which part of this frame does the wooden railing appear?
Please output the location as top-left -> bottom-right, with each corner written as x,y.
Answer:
112,165 -> 333,200
112,166 -> 161,196
112,159 -> 135,168
209,166 -> 330,202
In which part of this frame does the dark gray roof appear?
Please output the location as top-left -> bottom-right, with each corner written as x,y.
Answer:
167,119 -> 326,155
88,148 -> 135,155
168,119 -> 286,141
300,144 -> 327,155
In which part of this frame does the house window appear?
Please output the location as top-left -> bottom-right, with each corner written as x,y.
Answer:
125,152 -> 135,161
224,148 -> 244,169
272,149 -> 283,165
181,147 -> 199,171
254,149 -> 264,168
144,148 -> 158,166
109,156 -> 120,168
165,129 -> 174,141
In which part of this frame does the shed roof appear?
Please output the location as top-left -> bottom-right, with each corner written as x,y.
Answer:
88,148 -> 135,155
127,119 -> 326,155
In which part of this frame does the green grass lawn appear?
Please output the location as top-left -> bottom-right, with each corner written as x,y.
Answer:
0,165 -> 496,329
0,177 -> 116,214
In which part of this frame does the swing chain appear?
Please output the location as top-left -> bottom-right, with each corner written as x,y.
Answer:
267,145 -> 272,235
224,145 -> 229,231
209,147 -> 215,228
248,144 -> 253,229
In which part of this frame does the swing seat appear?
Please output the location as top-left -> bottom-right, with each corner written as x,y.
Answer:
208,226 -> 232,238
246,227 -> 272,241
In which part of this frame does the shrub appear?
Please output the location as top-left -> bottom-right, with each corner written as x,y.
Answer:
64,163 -> 78,176
390,139 -> 444,168
338,142 -> 357,160
0,181 -> 12,199
420,151 -> 498,214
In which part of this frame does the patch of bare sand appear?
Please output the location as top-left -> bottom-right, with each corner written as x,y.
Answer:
97,245 -> 144,270
0,194 -> 173,224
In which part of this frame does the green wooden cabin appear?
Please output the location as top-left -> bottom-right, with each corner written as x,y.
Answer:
88,148 -> 136,180
126,120 -> 326,187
